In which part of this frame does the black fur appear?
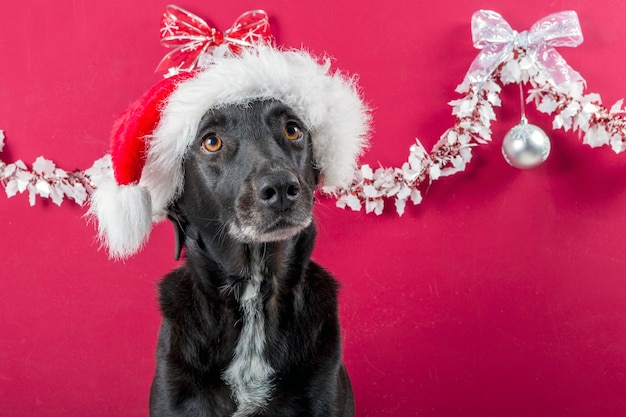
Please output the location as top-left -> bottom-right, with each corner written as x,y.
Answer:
149,100 -> 354,417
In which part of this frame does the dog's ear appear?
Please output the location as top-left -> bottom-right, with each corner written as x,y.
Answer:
166,204 -> 188,261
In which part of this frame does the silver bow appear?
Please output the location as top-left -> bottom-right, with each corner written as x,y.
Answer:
461,10 -> 584,90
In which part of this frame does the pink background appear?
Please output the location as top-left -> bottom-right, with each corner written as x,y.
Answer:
2,1 -> 626,416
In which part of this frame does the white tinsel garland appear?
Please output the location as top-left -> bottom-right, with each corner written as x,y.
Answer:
2,10 -> 626,214
324,47 -> 626,215
0,131 -> 109,207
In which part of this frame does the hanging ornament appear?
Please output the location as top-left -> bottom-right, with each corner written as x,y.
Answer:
502,117 -> 551,168
501,84 -> 551,169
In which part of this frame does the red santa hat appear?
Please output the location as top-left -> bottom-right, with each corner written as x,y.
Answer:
88,45 -> 370,259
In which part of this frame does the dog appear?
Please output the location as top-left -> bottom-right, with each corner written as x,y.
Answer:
148,99 -> 354,417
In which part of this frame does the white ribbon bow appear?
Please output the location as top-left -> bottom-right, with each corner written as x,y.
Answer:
461,10 -> 585,91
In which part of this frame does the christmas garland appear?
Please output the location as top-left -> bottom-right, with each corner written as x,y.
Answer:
2,9 -> 626,214
328,54 -> 626,215
0,130 -> 109,207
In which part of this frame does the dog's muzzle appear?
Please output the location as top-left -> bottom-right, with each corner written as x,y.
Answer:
229,169 -> 313,243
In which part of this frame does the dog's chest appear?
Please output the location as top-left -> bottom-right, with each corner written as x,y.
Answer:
223,251 -> 275,415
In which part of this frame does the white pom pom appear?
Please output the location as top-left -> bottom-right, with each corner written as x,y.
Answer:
87,173 -> 153,260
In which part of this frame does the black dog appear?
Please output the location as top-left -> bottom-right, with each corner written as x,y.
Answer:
148,99 -> 354,417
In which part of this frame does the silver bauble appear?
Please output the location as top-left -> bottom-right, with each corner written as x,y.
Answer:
501,118 -> 551,169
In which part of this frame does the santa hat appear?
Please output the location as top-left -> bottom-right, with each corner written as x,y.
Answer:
88,45 -> 370,259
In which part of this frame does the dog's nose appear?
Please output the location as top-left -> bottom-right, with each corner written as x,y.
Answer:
256,171 -> 301,211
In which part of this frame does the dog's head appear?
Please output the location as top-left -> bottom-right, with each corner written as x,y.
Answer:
89,47 -> 370,260
168,99 -> 317,257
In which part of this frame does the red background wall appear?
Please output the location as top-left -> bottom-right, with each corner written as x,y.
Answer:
1,1 -> 626,416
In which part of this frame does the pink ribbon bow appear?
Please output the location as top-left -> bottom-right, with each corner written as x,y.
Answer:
462,10 -> 584,90
156,5 -> 271,74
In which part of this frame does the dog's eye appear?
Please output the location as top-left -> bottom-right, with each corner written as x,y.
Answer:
284,123 -> 303,141
201,134 -> 223,153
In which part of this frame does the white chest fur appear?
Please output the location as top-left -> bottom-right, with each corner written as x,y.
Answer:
223,251 -> 275,415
